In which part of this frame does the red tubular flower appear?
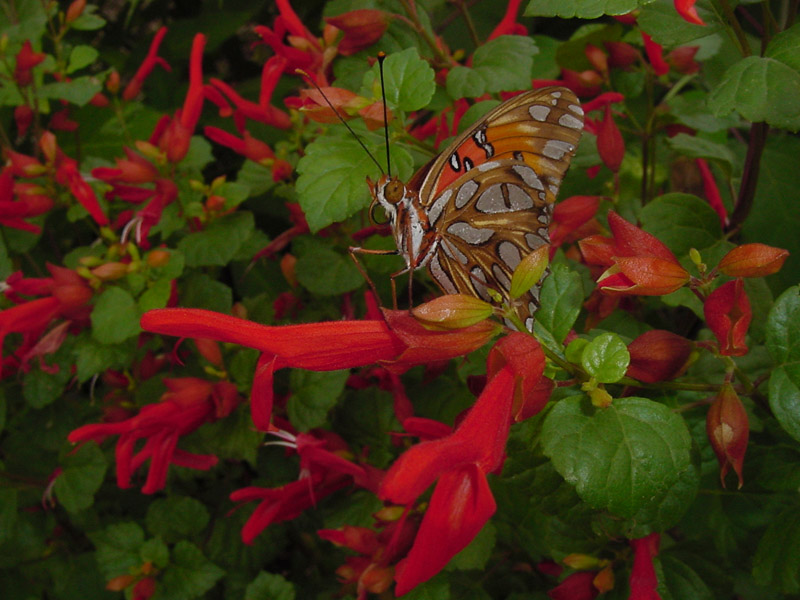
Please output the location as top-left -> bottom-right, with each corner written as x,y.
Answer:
68,378 -> 240,493
641,32 -> 670,76
561,69 -> 603,97
14,105 -> 34,138
604,41 -> 640,69
548,571 -> 600,600
703,278 -> 751,356
674,0 -> 705,25
595,211 -> 690,296
204,127 -> 275,164
379,333 -> 543,595
487,0 -> 526,39
597,104 -> 624,172
325,9 -> 390,55
141,307 -> 497,430
666,46 -> 700,74
550,195 -> 601,249
695,158 -> 727,227
14,40 -> 46,86
627,330 -> 694,383
718,243 -> 789,278
122,27 -> 171,101
706,382 -> 749,488
210,78 -> 291,130
92,148 -> 159,184
629,533 -> 662,600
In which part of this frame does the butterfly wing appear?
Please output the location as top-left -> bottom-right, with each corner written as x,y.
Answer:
418,87 -> 585,330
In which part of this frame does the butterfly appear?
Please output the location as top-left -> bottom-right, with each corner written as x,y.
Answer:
363,87 -> 584,332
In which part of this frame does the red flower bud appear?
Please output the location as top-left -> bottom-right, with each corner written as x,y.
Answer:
704,278 -> 751,356
706,383 -> 748,488
666,46 -> 700,74
14,105 -> 34,138
627,330 -> 694,382
641,32 -> 669,76
718,243 -> 789,278
65,0 -> 87,23
14,40 -> 46,86
562,69 -> 603,97
597,105 -> 624,172
603,41 -> 639,69
585,44 -> 608,74
548,571 -> 600,600
674,0 -> 706,25
325,9 -> 390,56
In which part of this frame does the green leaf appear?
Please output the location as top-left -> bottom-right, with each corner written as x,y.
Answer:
363,47 -> 435,111
214,181 -> 251,209
287,369 -> 349,431
160,541 -> 224,600
536,263 -> 584,345
67,45 -> 98,73
294,240 -> 364,296
448,522 -> 496,571
638,0 -> 723,46
541,396 -> 693,518
181,273 -> 233,313
709,56 -> 800,131
640,193 -> 722,255
146,497 -> 210,542
661,556 -> 715,600
54,443 -> 107,513
524,0 -> 641,18
668,90 -> 740,132
89,522 -> 146,578
178,212 -> 255,267
446,66 -> 487,99
245,572 -> 296,600
765,22 -> 800,72
581,332 -> 630,383
471,36 -> 538,93
667,133 -> 737,176
753,507 -> 800,593
73,337 -> 134,383
37,76 -> 102,106
766,286 -> 800,442
69,11 -> 106,31
91,287 -> 141,344
181,136 -> 215,171
138,278 -> 173,312
23,363 -> 72,409
140,537 -> 170,568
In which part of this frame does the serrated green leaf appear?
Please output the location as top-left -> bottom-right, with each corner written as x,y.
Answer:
73,337 -> 134,383
638,0 -> 723,46
472,36 -> 538,93
446,66 -> 487,99
54,443 -> 107,513
245,571 -> 296,600
661,556 -> 715,600
69,12 -> 106,31
766,285 -> 800,363
458,101 -> 500,134
766,23 -> 800,72
363,47 -> 435,111
215,181 -> 251,208
667,133 -> 736,176
448,522 -> 496,571
139,278 -> 172,312
294,242 -> 364,296
525,0 -> 641,18
67,45 -> 98,73
536,264 -> 584,345
91,287 -> 141,344
541,396 -> 692,518
709,56 -> 800,131
181,272 -> 233,313
668,90 -> 740,132
160,541 -> 224,600
753,507 -> 800,593
23,363 -> 72,408
146,497 -> 210,542
89,522 -> 146,578
287,369 -> 349,431
581,332 -> 630,383
140,537 -> 169,568
37,76 -> 102,106
236,161 -> 275,197
178,212 -> 254,267
768,367 -> 800,443
640,193 -> 722,255
401,575 -> 451,600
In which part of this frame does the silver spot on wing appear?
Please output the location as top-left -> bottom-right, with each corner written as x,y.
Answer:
429,253 -> 458,294
529,105 -> 551,121
475,184 -> 534,213
569,104 -> 584,116
526,232 -> 546,250
447,221 -> 494,245
559,113 -> 584,130
477,160 -> 500,172
498,241 -> 521,270
543,139 -> 575,160
512,164 -> 545,190
441,238 -> 468,265
470,266 -> 491,302
492,264 -> 511,291
454,179 -> 479,209
426,189 -> 452,226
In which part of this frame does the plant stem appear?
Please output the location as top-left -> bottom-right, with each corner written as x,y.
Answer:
453,0 -> 481,48
728,121 -> 769,230
718,0 -> 752,56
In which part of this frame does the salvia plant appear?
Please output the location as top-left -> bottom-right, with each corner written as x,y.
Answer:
1,0 -> 799,598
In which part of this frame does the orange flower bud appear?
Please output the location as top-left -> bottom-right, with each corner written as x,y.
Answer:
626,329 -> 694,382
718,243 -> 789,278
145,249 -> 170,268
325,9 -> 390,56
65,0 -> 86,23
585,44 -> 608,74
360,565 -> 394,594
706,383 -> 749,488
106,574 -> 135,591
598,256 -> 689,296
412,294 -> 493,330
593,564 -> 615,593
280,253 -> 297,287
90,262 -> 129,281
193,338 -> 223,367
704,278 -> 751,356
563,553 -> 602,570
106,70 -> 121,94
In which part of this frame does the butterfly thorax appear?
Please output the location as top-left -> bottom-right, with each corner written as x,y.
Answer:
371,175 -> 439,270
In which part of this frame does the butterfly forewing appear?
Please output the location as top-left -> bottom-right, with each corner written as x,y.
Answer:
417,87 -> 584,330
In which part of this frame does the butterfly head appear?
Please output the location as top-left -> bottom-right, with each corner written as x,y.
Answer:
368,175 -> 409,226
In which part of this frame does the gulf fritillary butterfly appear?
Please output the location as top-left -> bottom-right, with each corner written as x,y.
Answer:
365,87 -> 584,331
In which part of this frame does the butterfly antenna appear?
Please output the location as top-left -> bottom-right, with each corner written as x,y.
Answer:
377,52 -> 391,177
295,69 -> 384,176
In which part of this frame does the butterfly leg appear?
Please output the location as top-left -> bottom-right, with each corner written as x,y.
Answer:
348,245 -> 401,309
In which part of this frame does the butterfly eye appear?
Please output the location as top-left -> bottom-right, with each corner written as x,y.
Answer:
383,179 -> 405,204
369,200 -> 388,225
